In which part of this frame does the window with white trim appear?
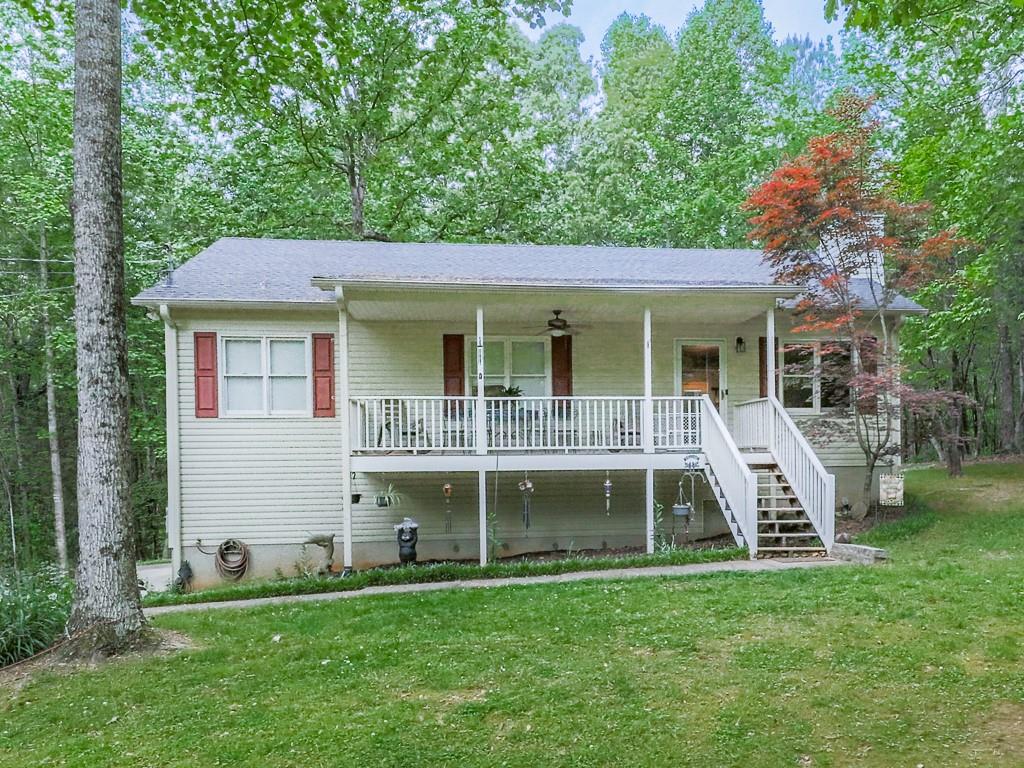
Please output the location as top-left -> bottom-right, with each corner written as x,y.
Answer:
222,336 -> 310,415
779,341 -> 851,413
469,337 -> 550,396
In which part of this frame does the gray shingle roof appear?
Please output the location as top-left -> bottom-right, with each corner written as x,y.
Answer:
132,237 -> 924,312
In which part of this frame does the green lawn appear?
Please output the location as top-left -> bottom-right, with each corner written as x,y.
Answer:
4,463 -> 1024,767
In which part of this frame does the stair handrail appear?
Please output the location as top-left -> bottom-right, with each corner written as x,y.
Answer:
765,395 -> 836,551
700,395 -> 758,557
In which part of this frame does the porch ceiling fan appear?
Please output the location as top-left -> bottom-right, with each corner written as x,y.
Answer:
536,309 -> 585,337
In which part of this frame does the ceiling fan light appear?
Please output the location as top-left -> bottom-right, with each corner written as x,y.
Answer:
550,328 -> 566,337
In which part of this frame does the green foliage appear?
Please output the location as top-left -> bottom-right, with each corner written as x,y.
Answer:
0,564 -> 73,667
143,546 -> 746,607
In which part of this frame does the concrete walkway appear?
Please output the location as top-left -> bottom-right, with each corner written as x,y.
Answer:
137,561 -> 173,593
146,556 -> 844,617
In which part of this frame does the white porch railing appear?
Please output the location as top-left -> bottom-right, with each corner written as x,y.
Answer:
700,395 -> 758,555
351,396 -> 704,453
653,397 -> 702,449
351,397 -> 477,453
485,396 -> 644,451
735,396 -> 836,551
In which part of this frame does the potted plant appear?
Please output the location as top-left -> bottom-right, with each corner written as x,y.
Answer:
374,482 -> 404,508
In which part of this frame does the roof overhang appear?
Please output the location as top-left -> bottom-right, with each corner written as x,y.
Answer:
308,276 -> 806,296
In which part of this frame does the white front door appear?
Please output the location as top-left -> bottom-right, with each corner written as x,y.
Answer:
675,339 -> 727,413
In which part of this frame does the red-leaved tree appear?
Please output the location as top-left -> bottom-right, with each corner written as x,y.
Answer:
745,95 -> 968,510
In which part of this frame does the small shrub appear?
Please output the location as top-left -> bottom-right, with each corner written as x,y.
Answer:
0,566 -> 74,668
856,498 -> 938,547
143,546 -> 747,608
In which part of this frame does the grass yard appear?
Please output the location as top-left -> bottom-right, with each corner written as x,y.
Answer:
3,463 -> 1024,767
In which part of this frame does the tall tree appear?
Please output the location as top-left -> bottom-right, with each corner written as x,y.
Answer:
135,0 -> 566,241
68,0 -> 145,649
746,95 -> 963,496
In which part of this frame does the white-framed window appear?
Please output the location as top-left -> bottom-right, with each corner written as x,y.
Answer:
221,335 -> 311,416
779,341 -> 851,413
468,336 -> 550,396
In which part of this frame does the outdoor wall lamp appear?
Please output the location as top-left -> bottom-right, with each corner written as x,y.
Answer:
735,336 -> 746,353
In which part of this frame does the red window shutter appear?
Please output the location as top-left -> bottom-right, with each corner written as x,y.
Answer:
551,335 -> 573,397
194,332 -> 218,418
312,333 -> 335,417
442,334 -> 465,396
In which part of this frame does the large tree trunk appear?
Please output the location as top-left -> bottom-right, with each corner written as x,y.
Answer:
68,0 -> 144,651
347,161 -> 367,238
946,403 -> 963,477
996,321 -> 1016,452
3,325 -> 32,564
39,229 -> 69,572
1017,327 -> 1024,450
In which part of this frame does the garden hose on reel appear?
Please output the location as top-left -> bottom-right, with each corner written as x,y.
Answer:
196,538 -> 250,581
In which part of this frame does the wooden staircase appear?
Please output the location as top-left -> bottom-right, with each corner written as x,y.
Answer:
749,463 -> 827,557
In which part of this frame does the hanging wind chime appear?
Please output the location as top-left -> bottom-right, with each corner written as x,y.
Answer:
518,473 -> 534,531
442,481 -> 453,533
603,471 -> 613,515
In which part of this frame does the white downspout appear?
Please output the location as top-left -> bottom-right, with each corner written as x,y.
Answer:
158,304 -> 182,573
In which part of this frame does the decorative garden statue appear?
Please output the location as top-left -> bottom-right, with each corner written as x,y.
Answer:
395,518 -> 419,564
304,533 -> 336,575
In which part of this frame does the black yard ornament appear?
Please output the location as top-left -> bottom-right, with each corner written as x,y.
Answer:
395,518 -> 419,564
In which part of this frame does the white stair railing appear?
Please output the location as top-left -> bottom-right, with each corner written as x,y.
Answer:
733,397 -> 771,450
763,397 -> 836,551
700,396 -> 758,556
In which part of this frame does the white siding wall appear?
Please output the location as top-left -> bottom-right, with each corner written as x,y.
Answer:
176,311 -> 344,548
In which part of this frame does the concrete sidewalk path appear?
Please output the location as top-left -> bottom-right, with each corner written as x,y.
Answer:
146,556 -> 844,617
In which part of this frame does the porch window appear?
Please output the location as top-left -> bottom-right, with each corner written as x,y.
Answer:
222,336 -> 310,416
780,341 -> 851,413
469,337 -> 550,396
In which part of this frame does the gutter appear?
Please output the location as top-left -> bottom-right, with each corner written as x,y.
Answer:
308,276 -> 806,296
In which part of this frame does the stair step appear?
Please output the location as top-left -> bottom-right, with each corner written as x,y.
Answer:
757,533 -> 821,539
757,546 -> 828,553
757,519 -> 814,526
758,506 -> 806,513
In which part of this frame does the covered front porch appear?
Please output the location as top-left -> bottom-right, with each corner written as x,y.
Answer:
327,283 -> 829,569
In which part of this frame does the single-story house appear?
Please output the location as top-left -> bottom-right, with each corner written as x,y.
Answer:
134,238 -> 923,586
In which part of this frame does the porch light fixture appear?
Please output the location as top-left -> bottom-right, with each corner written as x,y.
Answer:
735,336 -> 746,354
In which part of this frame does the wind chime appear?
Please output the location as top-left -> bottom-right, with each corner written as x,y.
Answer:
672,467 -> 699,546
518,473 -> 534,531
603,471 -> 613,515
442,481 -> 453,533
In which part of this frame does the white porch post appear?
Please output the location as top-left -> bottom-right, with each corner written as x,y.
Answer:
643,307 -> 654,453
766,306 -> 777,400
159,305 -> 182,572
645,467 -> 655,554
475,305 -> 486,455
337,287 -> 354,572
478,470 -> 488,565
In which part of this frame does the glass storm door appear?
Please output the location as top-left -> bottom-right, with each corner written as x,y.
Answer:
677,341 -> 725,410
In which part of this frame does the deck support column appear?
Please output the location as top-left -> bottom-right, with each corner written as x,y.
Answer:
643,307 -> 654,454
478,470 -> 488,565
337,287 -> 353,572
645,467 -> 655,554
475,306 -> 486,455
766,305 -> 777,451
